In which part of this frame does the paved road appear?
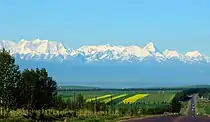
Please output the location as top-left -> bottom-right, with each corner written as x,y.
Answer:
123,95 -> 210,122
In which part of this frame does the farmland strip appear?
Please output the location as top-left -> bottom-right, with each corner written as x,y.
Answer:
86,94 -> 112,102
122,94 -> 149,104
104,94 -> 127,103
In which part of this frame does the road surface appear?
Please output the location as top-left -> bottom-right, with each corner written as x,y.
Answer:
123,95 -> 210,122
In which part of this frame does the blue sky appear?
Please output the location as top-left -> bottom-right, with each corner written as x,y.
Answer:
0,0 -> 210,54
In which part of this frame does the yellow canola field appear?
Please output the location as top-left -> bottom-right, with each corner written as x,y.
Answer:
122,94 -> 149,104
104,94 -> 127,103
86,94 -> 111,102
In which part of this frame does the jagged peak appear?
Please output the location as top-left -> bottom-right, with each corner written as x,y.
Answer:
143,42 -> 156,53
145,42 -> 155,46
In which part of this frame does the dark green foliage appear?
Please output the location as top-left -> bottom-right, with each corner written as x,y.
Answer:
170,98 -> 181,113
19,68 -> 57,113
0,49 -> 21,115
0,49 -> 57,120
75,93 -> 85,109
53,96 -> 66,111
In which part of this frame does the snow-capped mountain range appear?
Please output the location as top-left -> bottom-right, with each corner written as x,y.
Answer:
0,38 -> 209,64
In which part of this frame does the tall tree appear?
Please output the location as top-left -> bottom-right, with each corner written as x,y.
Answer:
34,68 -> 57,112
0,49 -> 21,116
76,94 -> 85,109
21,68 -> 57,113
21,69 -> 37,113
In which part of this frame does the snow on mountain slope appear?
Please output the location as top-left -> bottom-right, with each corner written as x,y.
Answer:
185,51 -> 202,58
0,40 -> 17,53
75,43 -> 165,62
17,39 -> 68,55
163,49 -> 180,59
77,44 -> 125,55
0,40 -> 16,48
0,39 -> 69,60
184,51 -> 206,63
122,45 -> 151,58
0,39 -> 209,64
76,44 -> 126,62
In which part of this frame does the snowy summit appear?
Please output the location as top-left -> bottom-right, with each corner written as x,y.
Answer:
0,39 -> 209,64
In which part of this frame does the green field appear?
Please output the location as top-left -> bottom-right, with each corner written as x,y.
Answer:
136,92 -> 175,104
58,90 -> 176,106
197,100 -> 210,115
58,91 -> 129,100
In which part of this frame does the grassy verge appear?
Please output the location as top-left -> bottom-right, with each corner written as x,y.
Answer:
179,100 -> 190,116
195,94 -> 200,116
0,109 -> 176,122
195,94 -> 210,117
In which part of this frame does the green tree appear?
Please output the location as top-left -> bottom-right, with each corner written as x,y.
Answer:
21,68 -> 57,114
54,96 -> 66,112
34,68 -> 57,112
0,49 -> 21,116
75,94 -> 85,110
21,69 -> 37,113
170,98 -> 181,113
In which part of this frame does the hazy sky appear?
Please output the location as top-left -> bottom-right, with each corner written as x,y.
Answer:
0,0 -> 210,54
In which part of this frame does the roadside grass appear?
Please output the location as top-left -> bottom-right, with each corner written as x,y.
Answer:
196,102 -> 206,116
179,100 -> 190,116
195,94 -> 210,116
4,109 -> 122,122
0,108 -> 174,122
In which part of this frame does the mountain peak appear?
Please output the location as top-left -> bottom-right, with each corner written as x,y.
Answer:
163,49 -> 180,58
185,50 -> 202,57
33,38 -> 48,43
144,42 -> 156,53
19,39 -> 28,43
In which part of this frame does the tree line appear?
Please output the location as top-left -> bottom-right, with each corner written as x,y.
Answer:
0,49 -> 57,119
